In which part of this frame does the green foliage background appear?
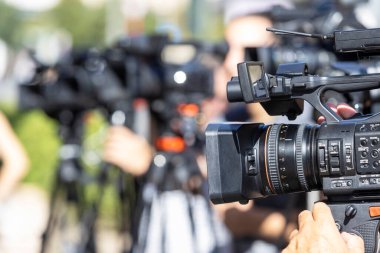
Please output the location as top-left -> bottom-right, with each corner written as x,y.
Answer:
12,110 -> 60,191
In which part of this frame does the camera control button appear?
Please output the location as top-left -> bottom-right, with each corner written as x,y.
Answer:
361,139 -> 368,146
372,150 -> 379,158
318,147 -> 326,167
345,205 -> 357,218
372,139 -> 379,146
246,149 -> 258,176
373,161 -> 380,168
362,151 -> 368,158
330,157 -> 340,169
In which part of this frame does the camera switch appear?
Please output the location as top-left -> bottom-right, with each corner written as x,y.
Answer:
318,147 -> 326,168
246,149 -> 258,176
330,157 -> 340,169
345,205 -> 357,218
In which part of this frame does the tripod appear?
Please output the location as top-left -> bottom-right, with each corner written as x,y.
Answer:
78,108 -> 137,253
40,109 -> 136,253
40,110 -> 96,253
132,102 -> 222,253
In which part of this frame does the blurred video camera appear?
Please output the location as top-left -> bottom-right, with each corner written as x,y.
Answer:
19,34 -> 222,123
244,0 -> 370,75
206,28 -> 380,253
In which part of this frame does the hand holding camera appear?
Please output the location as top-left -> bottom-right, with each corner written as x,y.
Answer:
283,202 -> 364,253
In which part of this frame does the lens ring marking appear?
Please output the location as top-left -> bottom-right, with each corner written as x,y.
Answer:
296,124 -> 309,191
267,124 -> 283,193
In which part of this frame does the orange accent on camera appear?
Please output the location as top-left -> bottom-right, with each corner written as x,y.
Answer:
155,136 -> 186,153
369,206 -> 380,217
177,103 -> 199,117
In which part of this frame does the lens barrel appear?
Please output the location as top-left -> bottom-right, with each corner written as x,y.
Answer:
263,124 -> 321,195
206,122 -> 323,204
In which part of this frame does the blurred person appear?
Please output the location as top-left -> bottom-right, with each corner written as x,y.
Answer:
0,111 -> 48,253
0,111 -> 29,200
210,1 -> 313,253
223,0 -> 293,124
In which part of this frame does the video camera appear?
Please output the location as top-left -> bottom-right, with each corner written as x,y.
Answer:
18,48 -> 128,122
245,0 -> 370,75
19,34 -> 220,124
206,27 -> 380,253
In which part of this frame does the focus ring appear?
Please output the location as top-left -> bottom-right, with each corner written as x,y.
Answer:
267,124 -> 282,193
296,124 -> 309,191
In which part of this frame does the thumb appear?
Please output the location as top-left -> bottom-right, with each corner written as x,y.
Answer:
341,232 -> 364,253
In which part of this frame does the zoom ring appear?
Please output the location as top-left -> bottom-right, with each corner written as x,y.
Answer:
267,124 -> 282,193
295,125 -> 309,191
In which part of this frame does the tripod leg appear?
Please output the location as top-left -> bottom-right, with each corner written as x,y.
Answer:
40,174 -> 66,253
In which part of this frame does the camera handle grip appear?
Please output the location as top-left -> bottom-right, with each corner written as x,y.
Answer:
297,80 -> 380,124
327,201 -> 380,253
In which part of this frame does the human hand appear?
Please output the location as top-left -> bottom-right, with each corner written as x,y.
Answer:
103,126 -> 153,176
317,103 -> 357,124
282,202 -> 364,253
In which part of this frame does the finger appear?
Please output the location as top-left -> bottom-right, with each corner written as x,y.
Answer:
317,116 -> 325,124
289,229 -> 299,240
298,210 -> 313,230
108,126 -> 134,137
318,103 -> 338,124
326,102 -> 338,114
312,202 -> 335,224
282,240 -> 297,253
341,232 -> 365,253
104,139 -> 131,148
103,147 -> 124,156
337,103 -> 357,119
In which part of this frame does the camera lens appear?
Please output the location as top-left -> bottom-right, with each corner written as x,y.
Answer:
263,124 -> 320,195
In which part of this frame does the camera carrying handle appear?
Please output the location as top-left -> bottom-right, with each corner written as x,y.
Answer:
227,61 -> 380,124
290,74 -> 380,123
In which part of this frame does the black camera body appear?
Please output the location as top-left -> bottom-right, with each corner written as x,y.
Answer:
20,35 -> 218,123
206,27 -> 380,253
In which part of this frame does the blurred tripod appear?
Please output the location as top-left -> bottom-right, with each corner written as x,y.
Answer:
132,102 -> 218,253
40,108 -> 137,253
40,110 -> 95,253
